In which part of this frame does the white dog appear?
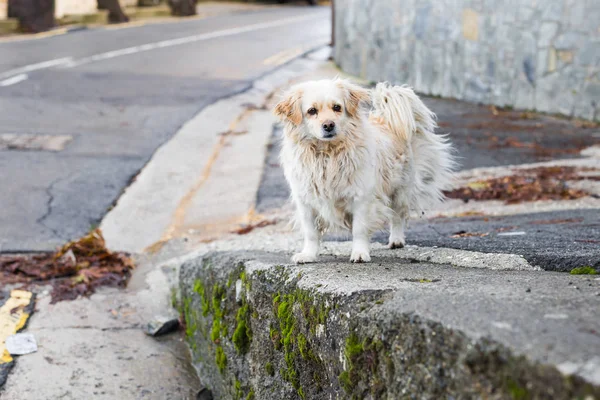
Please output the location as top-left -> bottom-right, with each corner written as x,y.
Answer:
274,78 -> 455,264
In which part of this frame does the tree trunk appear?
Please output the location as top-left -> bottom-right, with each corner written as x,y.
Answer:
10,0 -> 55,33
168,0 -> 196,17
97,0 -> 129,23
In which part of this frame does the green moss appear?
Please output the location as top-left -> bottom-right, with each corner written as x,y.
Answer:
212,283 -> 226,318
317,306 -> 329,325
233,303 -> 252,353
570,266 -> 597,275
245,389 -> 255,400
265,362 -> 274,376
183,297 -> 197,339
297,333 -> 308,358
215,346 -> 227,373
339,370 -> 352,392
193,279 -> 210,317
211,319 -> 221,343
339,333 -> 384,394
270,288 -> 329,395
345,334 -> 364,360
269,326 -> 281,350
506,377 -> 528,400
234,379 -> 243,400
170,287 -> 178,309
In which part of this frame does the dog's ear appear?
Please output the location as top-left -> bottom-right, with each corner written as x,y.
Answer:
336,79 -> 371,117
274,88 -> 303,125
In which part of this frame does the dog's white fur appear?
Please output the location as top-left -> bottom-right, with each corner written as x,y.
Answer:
274,78 -> 455,263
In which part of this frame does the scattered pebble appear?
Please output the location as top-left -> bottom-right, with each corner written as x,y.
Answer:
526,288 -> 531,293
145,316 -> 180,337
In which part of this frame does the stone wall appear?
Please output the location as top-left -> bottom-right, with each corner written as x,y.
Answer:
334,0 -> 600,121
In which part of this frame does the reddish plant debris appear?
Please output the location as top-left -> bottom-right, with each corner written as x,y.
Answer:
0,229 -> 134,303
232,219 -> 277,235
488,136 -> 590,158
451,231 -> 489,238
575,239 -> 600,244
445,166 -> 598,204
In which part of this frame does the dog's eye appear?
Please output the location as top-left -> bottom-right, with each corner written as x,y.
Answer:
332,104 -> 342,112
307,108 -> 317,116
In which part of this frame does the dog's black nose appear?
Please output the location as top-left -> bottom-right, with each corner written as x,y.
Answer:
322,120 -> 335,132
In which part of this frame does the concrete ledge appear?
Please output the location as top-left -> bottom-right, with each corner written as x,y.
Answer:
179,251 -> 600,399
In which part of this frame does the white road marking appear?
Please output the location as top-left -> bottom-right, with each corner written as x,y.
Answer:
0,13 -> 320,87
63,14 -> 317,68
0,57 -> 73,80
0,74 -> 28,87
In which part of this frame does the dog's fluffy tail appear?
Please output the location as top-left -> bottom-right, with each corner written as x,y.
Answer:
371,83 -> 457,211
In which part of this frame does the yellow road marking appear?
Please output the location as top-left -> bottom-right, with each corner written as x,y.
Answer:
0,27 -> 70,43
103,20 -> 148,30
263,47 -> 304,67
0,290 -> 34,364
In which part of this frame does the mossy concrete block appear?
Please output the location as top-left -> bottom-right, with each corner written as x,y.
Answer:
179,251 -> 600,399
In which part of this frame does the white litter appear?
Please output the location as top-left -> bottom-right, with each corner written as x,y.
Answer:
497,231 -> 526,236
5,333 -> 37,355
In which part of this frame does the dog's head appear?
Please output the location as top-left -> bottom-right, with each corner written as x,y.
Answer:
274,78 -> 370,142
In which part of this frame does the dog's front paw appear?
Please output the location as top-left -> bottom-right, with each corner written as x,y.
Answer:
292,252 -> 317,264
350,250 -> 371,263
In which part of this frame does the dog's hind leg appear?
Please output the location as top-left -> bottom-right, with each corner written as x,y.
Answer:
388,200 -> 409,249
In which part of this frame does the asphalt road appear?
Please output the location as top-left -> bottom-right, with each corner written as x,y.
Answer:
0,5 -> 331,252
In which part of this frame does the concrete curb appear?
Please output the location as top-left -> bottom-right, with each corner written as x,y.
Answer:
178,251 -> 600,399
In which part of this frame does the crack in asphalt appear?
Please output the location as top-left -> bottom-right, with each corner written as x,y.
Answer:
36,174 -> 73,240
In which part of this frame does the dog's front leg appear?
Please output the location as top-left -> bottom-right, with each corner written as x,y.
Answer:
350,199 -> 371,263
292,201 -> 320,264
